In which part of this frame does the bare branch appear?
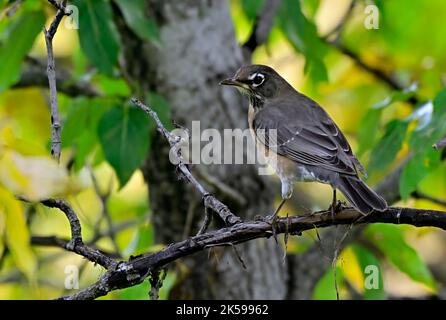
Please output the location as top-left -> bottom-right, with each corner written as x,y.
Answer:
88,219 -> 141,244
44,0 -> 71,162
316,0 -> 420,103
89,168 -> 120,253
48,0 -> 66,11
36,198 -> 118,270
148,268 -> 167,300
14,58 -> 99,97
433,135 -> 446,150
412,191 -> 446,208
52,97 -> 446,300
196,207 -> 213,235
31,235 -> 121,259
59,205 -> 446,300
195,167 -> 248,206
5,0 -> 23,17
322,0 -> 356,41
242,0 -> 281,55
330,41 -> 419,105
131,98 -> 242,226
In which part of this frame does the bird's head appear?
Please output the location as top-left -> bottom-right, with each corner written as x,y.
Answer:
220,65 -> 289,100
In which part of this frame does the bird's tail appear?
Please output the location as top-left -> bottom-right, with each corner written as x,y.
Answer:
337,176 -> 387,214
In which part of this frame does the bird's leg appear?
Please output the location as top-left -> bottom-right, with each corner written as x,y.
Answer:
331,189 -> 337,220
271,198 -> 287,223
254,198 -> 287,243
329,189 -> 343,219
270,198 -> 287,243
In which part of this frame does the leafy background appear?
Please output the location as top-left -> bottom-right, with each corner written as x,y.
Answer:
0,0 -> 445,299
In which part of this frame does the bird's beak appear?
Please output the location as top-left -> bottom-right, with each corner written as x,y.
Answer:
219,78 -> 242,87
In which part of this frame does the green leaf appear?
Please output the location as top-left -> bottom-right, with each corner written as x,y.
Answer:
94,74 -> 131,97
301,0 -> 320,18
400,149 -> 441,200
123,224 -> 154,257
357,108 -> 382,156
0,0 -> 7,10
159,271 -> 177,300
410,93 -> 446,153
398,89 -> 446,198
313,266 -> 344,300
373,0 -> 385,15
351,244 -> 386,300
278,0 -> 328,83
368,119 -> 408,173
98,105 -> 150,187
73,0 -> 121,75
0,9 -> 45,92
62,97 -> 111,170
365,224 -> 437,290
113,0 -> 159,44
118,281 -> 149,300
74,131 -> 98,171
241,0 -> 265,20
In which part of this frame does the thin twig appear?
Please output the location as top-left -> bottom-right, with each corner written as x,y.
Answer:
88,219 -> 141,244
412,191 -> 446,207
14,57 -> 99,97
89,167 -> 120,253
21,198 -> 118,270
316,0 -> 420,104
243,0 -> 281,55
40,199 -> 118,269
196,207 -> 213,235
195,167 -> 248,206
231,244 -> 247,270
322,0 -> 356,41
182,199 -> 198,239
31,235 -> 121,259
131,98 -> 242,226
44,0 -> 71,162
148,268 -> 167,300
433,135 -> 446,150
5,0 -> 23,17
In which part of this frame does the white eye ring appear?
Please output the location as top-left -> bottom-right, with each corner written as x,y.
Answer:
249,72 -> 265,87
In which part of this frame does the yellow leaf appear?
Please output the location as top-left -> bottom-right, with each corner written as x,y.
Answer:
0,151 -> 70,201
0,212 -> 4,258
339,247 -> 364,292
0,187 -> 37,281
0,126 -> 47,156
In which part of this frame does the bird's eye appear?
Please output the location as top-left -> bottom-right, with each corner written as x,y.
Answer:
251,73 -> 265,87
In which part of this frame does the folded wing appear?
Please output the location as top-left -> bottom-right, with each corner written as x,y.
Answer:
253,99 -> 365,176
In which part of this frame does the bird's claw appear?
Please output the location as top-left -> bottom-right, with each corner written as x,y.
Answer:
256,214 -> 279,243
328,200 -> 343,215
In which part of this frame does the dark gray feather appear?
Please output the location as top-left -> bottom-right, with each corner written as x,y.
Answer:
253,92 -> 365,176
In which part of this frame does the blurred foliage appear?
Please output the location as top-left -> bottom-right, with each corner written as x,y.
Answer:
365,224 -> 436,291
278,0 -> 328,82
0,0 -> 445,299
0,6 -> 44,91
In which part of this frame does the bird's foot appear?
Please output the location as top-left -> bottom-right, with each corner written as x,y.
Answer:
256,214 -> 280,243
328,200 -> 343,218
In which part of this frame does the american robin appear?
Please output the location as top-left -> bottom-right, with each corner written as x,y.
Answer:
220,65 -> 387,220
